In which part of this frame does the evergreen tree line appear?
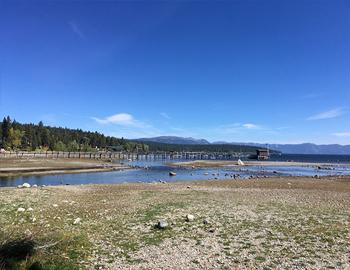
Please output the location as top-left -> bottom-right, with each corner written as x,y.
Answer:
0,116 -> 148,152
134,141 -> 273,153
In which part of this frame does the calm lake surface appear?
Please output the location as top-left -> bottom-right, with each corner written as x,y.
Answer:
1,154 -> 350,187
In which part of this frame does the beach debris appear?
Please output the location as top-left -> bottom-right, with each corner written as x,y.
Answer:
17,207 -> 26,212
73,218 -> 81,225
156,219 -> 168,229
169,171 -> 177,176
237,159 -> 245,166
52,204 -> 58,208
186,214 -> 195,222
22,183 -> 31,188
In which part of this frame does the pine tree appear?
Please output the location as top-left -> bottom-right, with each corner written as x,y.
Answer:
1,116 -> 12,148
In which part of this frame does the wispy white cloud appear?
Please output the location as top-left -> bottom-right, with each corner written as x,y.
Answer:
242,123 -> 261,129
69,21 -> 85,39
92,113 -> 146,128
332,132 -> 350,137
92,113 -> 165,139
215,123 -> 263,134
160,112 -> 171,119
307,108 -> 345,121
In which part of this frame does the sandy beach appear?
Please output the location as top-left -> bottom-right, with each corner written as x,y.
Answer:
0,158 -> 129,177
170,159 -> 350,168
1,176 -> 349,269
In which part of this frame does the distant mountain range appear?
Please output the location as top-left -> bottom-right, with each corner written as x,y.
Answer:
136,136 -> 210,145
136,136 -> 350,155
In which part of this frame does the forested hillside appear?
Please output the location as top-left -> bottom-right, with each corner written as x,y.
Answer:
0,116 -> 271,154
136,141 -> 272,153
0,116 -> 148,152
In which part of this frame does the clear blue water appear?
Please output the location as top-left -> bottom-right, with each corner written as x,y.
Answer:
1,154 -> 350,187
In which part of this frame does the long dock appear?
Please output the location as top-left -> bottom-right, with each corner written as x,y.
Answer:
0,151 -> 248,160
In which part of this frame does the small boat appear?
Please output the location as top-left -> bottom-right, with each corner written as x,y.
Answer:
169,171 -> 177,176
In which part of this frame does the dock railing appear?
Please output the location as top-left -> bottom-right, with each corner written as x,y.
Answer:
0,151 -> 245,160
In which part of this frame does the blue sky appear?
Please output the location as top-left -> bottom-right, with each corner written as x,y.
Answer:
1,0 -> 349,144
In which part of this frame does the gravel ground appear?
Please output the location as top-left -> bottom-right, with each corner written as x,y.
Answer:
0,176 -> 349,269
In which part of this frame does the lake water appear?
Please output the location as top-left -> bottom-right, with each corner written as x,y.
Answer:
1,154 -> 350,187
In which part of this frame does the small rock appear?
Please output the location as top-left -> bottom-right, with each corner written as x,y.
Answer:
52,204 -> 58,208
73,218 -> 81,225
17,185 -> 23,188
22,183 -> 31,188
32,184 -> 38,188
27,207 -> 34,212
203,218 -> 210,225
186,214 -> 194,222
209,228 -> 216,233
17,207 -> 26,212
197,240 -> 204,246
187,186 -> 191,189
156,220 -> 168,229
25,229 -> 32,238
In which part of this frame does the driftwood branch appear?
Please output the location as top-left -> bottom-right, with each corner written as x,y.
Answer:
34,240 -> 62,250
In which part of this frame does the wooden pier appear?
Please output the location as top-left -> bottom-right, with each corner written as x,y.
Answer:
0,151 -> 248,161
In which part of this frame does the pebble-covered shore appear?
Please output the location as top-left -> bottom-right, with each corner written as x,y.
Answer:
1,176 -> 350,269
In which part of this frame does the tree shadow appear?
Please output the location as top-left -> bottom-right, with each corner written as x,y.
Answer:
0,239 -> 36,270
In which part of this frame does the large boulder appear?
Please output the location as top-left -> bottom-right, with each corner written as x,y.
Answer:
186,214 -> 195,222
156,220 -> 168,229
